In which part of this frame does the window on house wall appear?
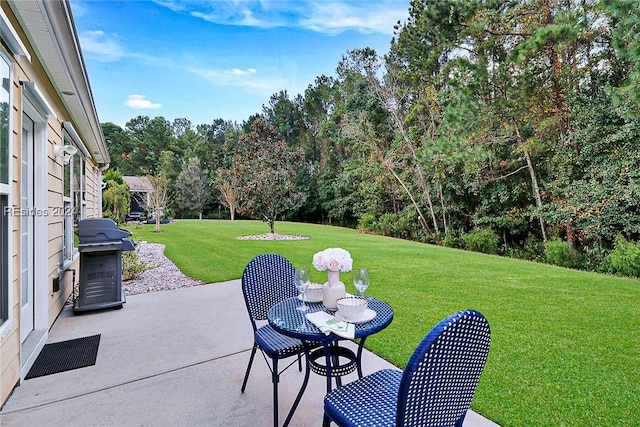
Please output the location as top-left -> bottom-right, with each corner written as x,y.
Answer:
62,152 -> 72,261
0,78 -> 7,185
72,151 -> 85,242
0,52 -> 10,324
0,81 -> 7,185
62,136 -> 85,262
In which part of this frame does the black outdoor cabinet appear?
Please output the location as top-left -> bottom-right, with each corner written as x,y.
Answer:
74,218 -> 135,312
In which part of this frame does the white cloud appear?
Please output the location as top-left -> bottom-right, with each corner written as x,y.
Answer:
190,6 -> 271,27
228,68 -> 257,76
151,0 -> 186,13
157,1 -> 407,35
123,94 -> 163,109
79,30 -> 124,62
300,2 -> 407,35
78,29 -> 173,67
188,66 -> 274,90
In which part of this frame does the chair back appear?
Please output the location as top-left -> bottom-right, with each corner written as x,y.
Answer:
241,253 -> 298,329
396,309 -> 491,427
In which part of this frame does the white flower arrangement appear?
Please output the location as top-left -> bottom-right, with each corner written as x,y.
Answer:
312,247 -> 353,272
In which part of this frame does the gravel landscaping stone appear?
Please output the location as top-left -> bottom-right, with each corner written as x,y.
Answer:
123,233 -> 308,295
123,241 -> 206,295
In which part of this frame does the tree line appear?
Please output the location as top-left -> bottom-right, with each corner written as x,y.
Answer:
102,0 -> 640,276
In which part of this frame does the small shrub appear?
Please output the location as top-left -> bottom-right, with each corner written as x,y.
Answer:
522,234 -> 546,262
396,209 -> 426,241
413,228 -> 435,244
462,228 -> 500,254
608,235 -> 640,277
102,210 -> 120,224
357,213 -> 377,232
377,213 -> 399,236
442,229 -> 460,248
578,245 -> 612,273
504,246 -> 527,260
545,238 -> 577,268
392,214 -> 412,240
122,250 -> 149,281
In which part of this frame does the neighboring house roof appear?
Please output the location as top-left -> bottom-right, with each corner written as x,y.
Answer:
6,0 -> 109,166
123,176 -> 154,193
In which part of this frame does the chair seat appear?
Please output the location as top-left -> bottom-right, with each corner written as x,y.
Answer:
324,369 -> 402,427
255,324 -> 304,359
323,310 -> 491,427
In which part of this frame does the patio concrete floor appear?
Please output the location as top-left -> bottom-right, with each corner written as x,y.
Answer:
0,280 -> 500,426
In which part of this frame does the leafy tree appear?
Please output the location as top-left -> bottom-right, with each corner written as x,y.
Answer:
263,90 -> 304,146
172,117 -> 193,139
102,179 -> 129,223
348,48 -> 449,232
136,173 -> 171,233
174,157 -> 210,220
604,0 -> 640,117
391,0 -> 617,245
134,153 -> 175,232
124,115 -> 175,174
171,118 -> 202,161
102,122 -> 137,175
336,48 -> 433,231
302,75 -> 337,163
155,150 -> 180,202
103,169 -> 124,186
552,95 -> 640,246
195,119 -> 240,172
214,167 -> 240,220
232,117 -> 306,233
300,75 -> 342,222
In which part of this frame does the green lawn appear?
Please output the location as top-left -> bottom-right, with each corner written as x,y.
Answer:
126,219 -> 640,427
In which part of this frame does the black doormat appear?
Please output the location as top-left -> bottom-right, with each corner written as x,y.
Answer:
25,334 -> 101,379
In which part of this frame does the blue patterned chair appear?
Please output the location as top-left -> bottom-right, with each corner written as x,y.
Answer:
322,309 -> 491,427
240,253 -> 306,427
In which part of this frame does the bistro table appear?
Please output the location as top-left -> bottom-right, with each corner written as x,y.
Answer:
267,295 -> 393,426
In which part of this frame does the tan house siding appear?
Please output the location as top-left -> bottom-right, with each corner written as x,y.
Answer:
1,75 -> 21,403
86,164 -> 101,218
0,1 -> 109,406
0,326 -> 18,404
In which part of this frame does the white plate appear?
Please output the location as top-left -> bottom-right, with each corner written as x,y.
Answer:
298,294 -> 323,303
334,308 -> 376,324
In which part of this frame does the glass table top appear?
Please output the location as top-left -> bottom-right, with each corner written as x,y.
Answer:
268,296 -> 393,342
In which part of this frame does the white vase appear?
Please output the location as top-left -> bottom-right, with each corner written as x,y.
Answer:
322,270 -> 346,310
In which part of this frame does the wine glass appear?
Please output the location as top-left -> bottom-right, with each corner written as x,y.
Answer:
353,267 -> 370,296
295,268 -> 311,311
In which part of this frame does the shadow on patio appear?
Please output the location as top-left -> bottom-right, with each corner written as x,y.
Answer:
0,280 -> 500,426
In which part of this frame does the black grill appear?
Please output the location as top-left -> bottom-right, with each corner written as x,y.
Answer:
74,218 -> 135,312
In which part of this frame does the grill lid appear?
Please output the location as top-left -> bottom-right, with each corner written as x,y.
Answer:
77,218 -> 135,251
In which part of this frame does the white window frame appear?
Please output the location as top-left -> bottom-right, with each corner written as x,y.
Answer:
0,48 -> 13,335
73,151 -> 86,236
61,136 -> 85,265
62,150 -> 73,263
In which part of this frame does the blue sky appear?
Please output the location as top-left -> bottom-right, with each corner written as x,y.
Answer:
70,0 -> 410,128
